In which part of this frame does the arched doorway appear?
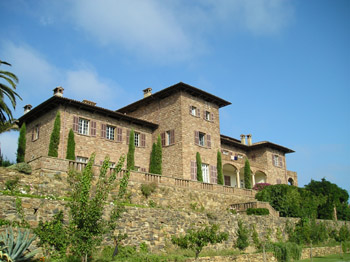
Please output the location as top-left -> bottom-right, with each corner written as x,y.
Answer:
223,164 -> 238,187
288,177 -> 294,185
255,171 -> 267,184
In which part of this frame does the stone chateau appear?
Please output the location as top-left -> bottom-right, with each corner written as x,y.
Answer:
19,82 -> 297,188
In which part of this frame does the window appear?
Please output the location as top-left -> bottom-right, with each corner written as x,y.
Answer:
222,150 -> 229,155
194,131 -> 211,148
134,132 -> 140,147
199,132 -> 205,146
78,118 -> 89,135
202,163 -> 210,183
31,125 -> 40,141
161,130 -> 175,146
273,155 -> 283,168
106,126 -> 115,140
189,105 -> 200,117
109,162 -> 115,168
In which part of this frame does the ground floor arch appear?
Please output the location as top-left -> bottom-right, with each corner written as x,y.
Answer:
288,177 -> 294,185
255,171 -> 267,184
223,163 -> 239,187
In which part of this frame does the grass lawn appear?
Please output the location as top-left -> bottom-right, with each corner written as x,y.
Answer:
297,253 -> 350,262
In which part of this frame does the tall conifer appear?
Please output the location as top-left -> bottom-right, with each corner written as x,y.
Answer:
217,151 -> 224,185
149,142 -> 156,173
153,135 -> 162,175
66,129 -> 76,160
127,129 -> 135,170
16,123 -> 26,163
196,152 -> 203,182
244,159 -> 252,189
48,111 -> 61,157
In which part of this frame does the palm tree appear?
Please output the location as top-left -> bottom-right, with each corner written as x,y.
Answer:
0,60 -> 21,123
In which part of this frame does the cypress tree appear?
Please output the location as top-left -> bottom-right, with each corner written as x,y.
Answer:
149,142 -> 156,173
127,129 -> 135,170
154,135 -> 162,175
66,129 -> 76,160
244,159 -> 252,189
16,123 -> 26,163
48,111 -> 61,157
217,151 -> 224,185
196,152 -> 203,182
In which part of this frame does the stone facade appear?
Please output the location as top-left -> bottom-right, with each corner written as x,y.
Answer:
19,82 -> 297,187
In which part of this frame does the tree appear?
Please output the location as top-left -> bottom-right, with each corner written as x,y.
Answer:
244,159 -> 252,189
171,224 -> 228,259
48,111 -> 61,157
67,153 -> 129,262
217,151 -> 223,185
0,60 -> 22,123
196,152 -> 203,182
0,120 -> 19,134
153,135 -> 162,175
66,129 -> 75,160
149,142 -> 156,173
127,129 -> 135,170
16,123 -> 26,163
236,220 -> 249,250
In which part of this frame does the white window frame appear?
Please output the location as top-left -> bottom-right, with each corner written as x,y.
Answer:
205,111 -> 211,121
191,106 -> 197,116
76,156 -> 88,163
273,155 -> 279,166
134,132 -> 140,147
222,150 -> 229,155
106,125 -> 115,140
202,163 -> 210,183
166,131 -> 171,145
78,118 -> 89,135
199,132 -> 205,146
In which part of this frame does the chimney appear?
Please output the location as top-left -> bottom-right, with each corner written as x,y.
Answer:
240,134 -> 246,145
23,104 -> 32,114
53,86 -> 64,97
143,87 -> 152,98
82,100 -> 97,106
247,134 -> 252,146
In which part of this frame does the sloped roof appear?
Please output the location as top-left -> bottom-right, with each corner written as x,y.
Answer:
117,82 -> 231,113
220,134 -> 294,154
18,96 -> 158,130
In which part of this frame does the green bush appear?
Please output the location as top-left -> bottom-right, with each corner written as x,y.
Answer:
5,176 -> 20,191
236,220 -> 249,250
127,129 -> 135,170
272,242 -> 302,262
196,152 -> 203,182
243,159 -> 252,189
48,111 -> 61,157
7,162 -> 32,174
66,128 -> 75,160
338,224 -> 350,242
246,208 -> 269,216
217,151 -> 223,185
16,123 -> 26,163
141,182 -> 157,198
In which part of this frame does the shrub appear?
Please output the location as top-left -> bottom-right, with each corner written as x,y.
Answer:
217,151 -> 223,185
5,176 -> 20,191
243,159 -> 252,189
272,242 -> 302,262
253,183 -> 271,191
127,129 -> 135,170
236,220 -> 249,250
196,152 -> 203,182
66,129 -> 75,160
141,182 -> 157,198
8,162 -> 32,174
338,224 -> 350,242
48,111 -> 61,157
16,123 -> 26,163
246,208 -> 269,216
228,208 -> 237,215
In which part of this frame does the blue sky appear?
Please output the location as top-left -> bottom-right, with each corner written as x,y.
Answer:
1,0 -> 349,192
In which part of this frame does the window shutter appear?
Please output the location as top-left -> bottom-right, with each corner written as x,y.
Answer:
229,151 -> 232,156
189,105 -> 192,115
211,113 -> 214,122
140,167 -> 146,172
197,108 -> 200,118
170,129 -> 175,145
91,121 -> 96,137
272,154 -> 275,166
101,124 -> 106,138
37,126 -> 40,139
73,116 -> 79,132
31,128 -> 34,141
194,131 -> 199,145
279,156 -> 283,168
207,134 -> 211,148
191,161 -> 197,181
210,165 -> 217,184
117,127 -> 123,142
161,132 -> 166,146
203,110 -> 206,120
126,130 -> 130,144
141,133 -> 146,147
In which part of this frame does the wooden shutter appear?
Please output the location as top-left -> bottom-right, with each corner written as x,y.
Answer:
101,124 -> 106,138
31,128 -> 34,141
189,105 -> 192,115
272,154 -> 275,166
117,127 -> 123,142
211,113 -> 214,122
191,160 -> 197,181
140,167 -> 146,172
37,125 -> 40,139
207,134 -> 211,148
170,129 -> 175,145
279,156 -> 283,168
126,130 -> 130,144
91,121 -> 96,137
141,133 -> 146,147
161,132 -> 166,146
73,116 -> 79,132
203,110 -> 206,120
210,165 -> 217,184
196,108 -> 200,118
194,131 -> 199,145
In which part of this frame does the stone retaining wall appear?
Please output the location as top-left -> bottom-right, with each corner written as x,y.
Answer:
301,245 -> 342,260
